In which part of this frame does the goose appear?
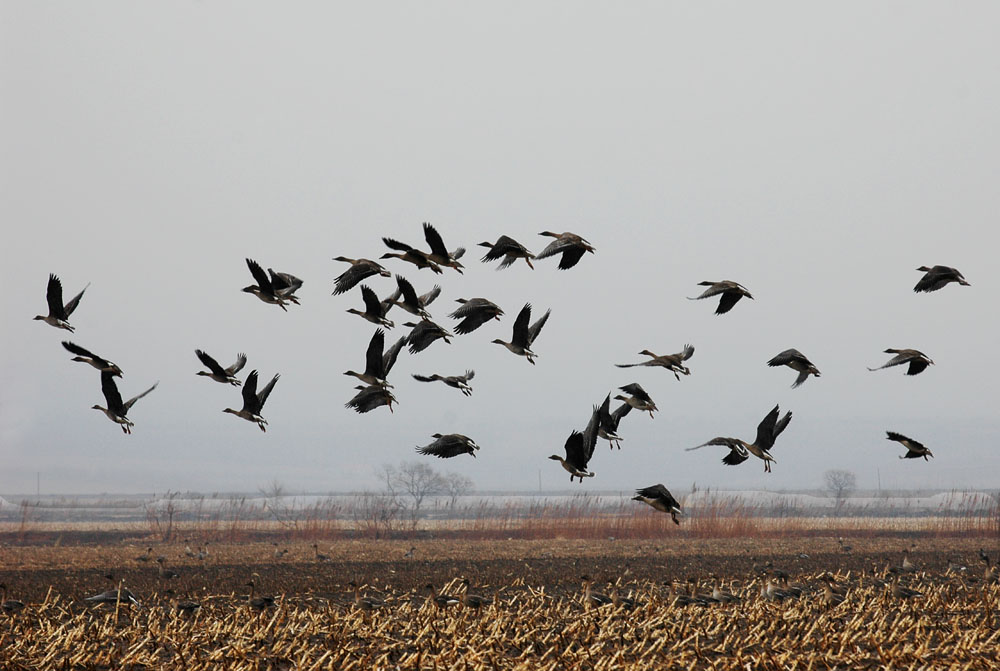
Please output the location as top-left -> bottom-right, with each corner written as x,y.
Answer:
762,579 -> 794,602
35,274 -> 88,332
348,581 -> 384,611
156,557 -> 179,580
613,383 -> 657,419
411,370 -> 475,396
346,285 -> 395,328
885,431 -> 933,460
421,222 -> 466,273
416,433 -> 480,458
424,583 -> 460,610
688,280 -> 753,315
478,235 -> 535,270
632,484 -> 682,525
166,590 -> 201,616
312,544 -> 331,562
460,579 -> 491,611
381,237 -> 443,274
615,345 -> 695,381
548,403 -> 600,482
389,275 -> 440,319
837,538 -> 852,554
242,258 -> 292,311
611,586 -> 637,610
536,231 -> 595,269
449,298 -> 504,334
85,588 -> 141,607
402,319 -> 452,354
267,268 -> 303,304
492,303 -> 550,364
818,574 -> 846,606
688,579 -> 720,605
687,404 -> 792,473
344,329 -> 405,388
981,550 -> 999,584
889,573 -> 923,599
246,579 -> 276,611
913,265 -> 970,292
580,575 -> 612,607
711,578 -> 740,604
901,549 -> 917,572
597,394 -> 630,449
62,341 -> 123,377
332,256 -> 391,295
195,349 -> 247,386
666,581 -> 702,607
134,547 -> 153,562
345,384 -> 397,414
0,583 -> 25,615
272,544 -> 288,559
766,349 -> 820,388
868,348 -> 934,376
223,369 -> 279,432
92,371 -> 158,434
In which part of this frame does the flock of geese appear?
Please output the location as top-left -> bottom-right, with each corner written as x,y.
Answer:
33,222 -> 972,525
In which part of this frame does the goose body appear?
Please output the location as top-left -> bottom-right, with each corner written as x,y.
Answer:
885,431 -> 933,460
344,329 -> 404,388
196,349 -> 247,386
346,285 -> 396,328
597,394 -> 630,449
416,433 -> 480,458
613,383 -> 657,418
92,372 -> 158,434
688,404 -> 792,473
411,370 -> 475,396
381,237 -> 443,273
632,484 -> 682,525
242,258 -> 292,310
35,274 -> 87,332
688,280 -> 753,314
389,275 -> 440,319
403,319 -> 452,354
492,303 -> 550,364
536,231 -> 595,269
449,298 -> 504,334
868,348 -> 934,376
421,222 -> 466,272
767,348 -> 820,388
615,345 -> 695,381
63,341 -> 123,377
346,384 -> 397,414
549,403 -> 600,482
223,369 -> 279,431
478,235 -> 535,269
332,256 -> 391,295
913,265 -> 970,292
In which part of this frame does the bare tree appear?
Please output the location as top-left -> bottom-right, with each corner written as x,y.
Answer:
381,461 -> 446,528
824,470 -> 857,510
259,479 -> 299,531
352,491 -> 404,539
442,472 -> 474,508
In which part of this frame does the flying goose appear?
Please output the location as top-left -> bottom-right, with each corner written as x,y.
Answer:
549,403 -> 600,482
62,341 -> 123,377
416,433 -> 480,458
0,583 -> 25,615
449,298 -> 504,335
346,285 -> 396,328
492,303 -> 550,364
767,349 -> 820,388
597,394 -> 630,449
332,256 -> 391,295
92,372 -> 158,434
381,237 -> 443,273
345,384 -> 397,414
242,258 -> 292,310
867,349 -> 934,376
195,349 -> 247,386
35,274 -> 87,332
632,484 -> 683,525
403,319 -> 452,354
615,345 -> 695,381
613,383 -> 657,419
913,265 -> 970,293
389,275 -> 441,319
267,268 -> 303,304
223,369 -> 279,431
478,235 -> 536,270
344,329 -> 405,388
421,222 -> 466,273
411,370 -> 475,396
885,431 -> 933,460
688,280 -> 753,315
536,231 -> 595,269
687,404 -> 792,473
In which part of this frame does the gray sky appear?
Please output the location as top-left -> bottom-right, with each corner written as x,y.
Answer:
2,2 -> 997,496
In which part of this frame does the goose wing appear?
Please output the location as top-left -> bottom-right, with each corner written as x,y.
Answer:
419,285 -> 442,308
411,374 -> 440,383
422,222 -> 449,258
536,237 -> 575,260
768,349 -> 806,367
382,337 -> 406,377
527,308 -> 551,346
461,369 -> 475,382
416,435 -> 469,458
255,374 -> 279,410
242,370 -> 260,410
46,274 -> 67,319
394,275 -> 421,310
556,246 -> 586,269
359,285 -> 382,315
610,402 -> 633,425
886,431 -> 924,451
334,263 -> 378,295
686,436 -> 743,452
715,290 -> 743,314
675,344 -> 695,362
687,281 -> 725,300
226,353 -> 248,376
365,329 -> 387,379
62,283 -> 88,318
868,352 -> 912,371
195,349 -> 228,377
619,383 -> 651,403
636,484 -> 680,509
510,303 -> 532,348
382,237 -> 417,253
101,371 -> 126,414
563,431 -> 587,470
245,258 -> 273,292
268,269 -> 303,294
123,381 -> 158,412
582,404 -> 602,462
906,359 -> 931,375
63,341 -> 105,365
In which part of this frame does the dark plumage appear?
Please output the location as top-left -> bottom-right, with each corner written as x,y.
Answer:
868,349 -> 934,376
381,237 -> 443,273
613,383 -> 657,418
403,319 -> 452,354
415,433 -> 480,458
421,222 -> 466,272
390,275 -> 440,319
411,370 -> 475,396
688,404 -> 792,473
92,372 -> 158,434
478,235 -> 535,270
346,285 -> 395,328
345,384 -> 397,414
687,280 -> 753,314
548,404 -> 601,482
492,303 -> 550,364
767,348 -> 820,388
344,329 -> 405,387
615,345 -> 695,381
597,394 -> 631,449
633,484 -> 683,524
332,257 -> 391,295
62,341 -> 123,377
913,265 -> 970,293
450,298 -> 504,335
34,274 -> 87,332
223,369 -> 279,431
242,258 -> 295,310
885,431 -> 934,461
195,349 -> 247,386
536,231 -> 595,269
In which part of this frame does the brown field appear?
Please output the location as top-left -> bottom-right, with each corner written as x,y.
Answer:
2,527 -> 999,670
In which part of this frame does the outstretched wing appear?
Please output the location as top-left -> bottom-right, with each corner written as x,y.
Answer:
411,374 -> 438,383
63,341 -> 98,360
382,237 -> 416,253
101,371 -> 125,414
46,274 -> 66,319
416,435 -> 467,458
868,353 -> 910,371
422,222 -> 449,258
563,431 -> 587,469
906,359 -> 930,375
124,381 -> 158,412
365,329 -> 387,378
395,275 -> 420,309
582,404 -> 601,462
527,308 -> 551,346
242,370 -> 260,409
619,383 -> 651,403
768,349 -> 805,367
675,344 -> 695,362
196,349 -> 227,376
419,285 -> 442,308
556,246 -> 586,270
686,437 -> 742,452
754,405 -> 781,449
687,282 -> 725,300
227,353 -> 248,376
511,303 -> 532,348
716,291 -> 742,314
245,258 -> 272,291
63,283 -> 88,317
382,337 -> 406,377
255,374 -> 280,409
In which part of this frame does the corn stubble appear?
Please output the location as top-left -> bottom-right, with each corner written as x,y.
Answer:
2,572 -> 998,670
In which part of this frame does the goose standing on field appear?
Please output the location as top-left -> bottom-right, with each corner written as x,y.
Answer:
614,383 -> 658,419
389,275 -> 440,319
411,370 -> 475,396
344,329 -> 405,388
885,431 -> 934,460
424,584 -> 460,610
615,345 -> 695,381
580,575 -> 613,607
913,265 -> 970,292
549,403 -> 600,482
632,485 -> 683,525
0,583 -> 25,615
416,433 -> 480,458
242,258 -> 292,311
35,274 -> 87,332
381,237 -> 443,274
62,341 -> 123,377
85,588 -> 141,607
449,298 -> 504,335
492,303 -> 550,364
312,544 -> 331,562
93,372 -> 158,434
598,394 -> 631,449
403,319 -> 452,354
348,581 -> 384,611
767,349 -> 821,388
421,222 -> 466,273
688,404 -> 792,473
223,369 -> 279,431
460,579 -> 491,611
479,235 -> 536,270
346,384 -> 397,414
868,349 -> 934,376
536,231 -> 595,269
332,256 -> 391,295
246,579 -> 276,611
195,349 -> 247,386
688,280 -> 753,315
346,285 -> 396,328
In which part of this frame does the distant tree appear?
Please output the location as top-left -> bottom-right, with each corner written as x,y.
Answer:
443,472 -> 475,508
381,461 -> 447,528
824,470 -> 857,510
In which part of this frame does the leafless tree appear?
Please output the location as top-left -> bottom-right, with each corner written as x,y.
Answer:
442,472 -> 475,508
381,461 -> 446,528
824,470 -> 857,510
352,491 -> 404,539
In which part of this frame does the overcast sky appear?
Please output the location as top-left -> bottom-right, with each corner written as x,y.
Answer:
2,2 -> 997,496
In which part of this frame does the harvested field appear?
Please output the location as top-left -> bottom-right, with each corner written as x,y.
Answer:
2,535 -> 999,669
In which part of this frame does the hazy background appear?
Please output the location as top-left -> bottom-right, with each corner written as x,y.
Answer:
2,2 -> 996,496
